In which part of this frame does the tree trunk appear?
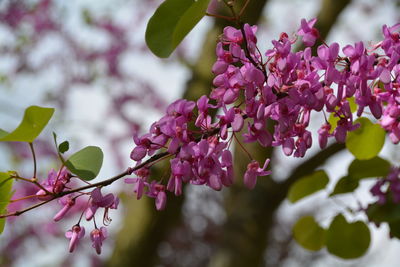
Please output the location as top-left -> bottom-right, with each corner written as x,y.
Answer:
208,1 -> 351,266
107,1 -> 269,266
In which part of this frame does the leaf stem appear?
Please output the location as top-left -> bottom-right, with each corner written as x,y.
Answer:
28,142 -> 37,178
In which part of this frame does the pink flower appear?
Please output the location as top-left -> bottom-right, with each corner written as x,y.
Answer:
244,159 -> 272,189
223,26 -> 243,44
297,18 -> 319,46
218,107 -> 244,139
86,188 -> 117,221
90,227 -> 107,255
318,123 -> 331,149
53,196 -> 75,222
220,150 -> 234,186
36,168 -> 71,199
65,225 -> 85,253
155,191 -> 167,211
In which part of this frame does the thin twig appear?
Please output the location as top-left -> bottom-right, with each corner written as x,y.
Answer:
238,0 -> 251,18
0,197 -> 55,218
28,142 -> 37,178
206,12 -> 236,21
13,174 -> 51,194
0,113 -> 251,218
221,0 -> 269,85
233,132 -> 253,160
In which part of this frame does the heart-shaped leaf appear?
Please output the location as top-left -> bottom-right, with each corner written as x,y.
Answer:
366,202 -> 400,224
288,170 -> 329,203
293,216 -> 326,251
0,106 -> 54,143
0,172 -> 14,234
65,146 -> 103,180
330,175 -> 359,196
326,214 -> 370,259
330,157 -> 390,196
346,117 -> 385,160
145,0 -> 211,58
348,156 -> 390,180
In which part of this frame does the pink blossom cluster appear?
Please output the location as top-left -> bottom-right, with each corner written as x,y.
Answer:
126,99 -> 271,208
35,169 -> 119,254
127,19 -> 400,211
62,188 -> 118,255
370,167 -> 400,205
376,24 -> 400,143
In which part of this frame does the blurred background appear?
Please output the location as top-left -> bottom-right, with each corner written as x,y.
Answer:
0,0 -> 400,266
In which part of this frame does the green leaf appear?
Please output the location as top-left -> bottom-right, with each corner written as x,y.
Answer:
145,0 -> 211,58
330,175 -> 359,196
0,172 -> 14,234
330,157 -> 390,196
348,157 -> 391,180
58,141 -> 69,154
288,170 -> 329,203
0,129 -> 8,139
293,216 -> 326,251
0,106 -> 54,143
366,202 -> 400,224
388,221 -> 400,239
346,117 -> 385,160
65,146 -> 103,180
326,214 -> 370,259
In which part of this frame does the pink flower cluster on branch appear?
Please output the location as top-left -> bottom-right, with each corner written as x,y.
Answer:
126,18 -> 400,213
5,17 -> 400,256
7,168 -> 120,255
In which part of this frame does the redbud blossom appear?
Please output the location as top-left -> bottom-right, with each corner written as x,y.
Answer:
53,196 -> 75,222
155,191 -> 167,211
297,18 -> 319,46
65,225 -> 85,253
86,188 -> 117,221
244,159 -> 272,189
90,227 -> 107,255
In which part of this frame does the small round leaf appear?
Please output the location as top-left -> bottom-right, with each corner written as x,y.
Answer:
288,170 -> 329,203
366,202 -> 400,224
65,146 -> 103,180
326,214 -> 371,259
348,156 -> 390,180
58,141 -> 70,154
330,175 -> 359,196
293,216 -> 326,251
0,106 -> 54,143
346,117 -> 385,160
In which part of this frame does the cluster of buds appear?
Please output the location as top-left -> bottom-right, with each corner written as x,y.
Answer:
33,168 -> 119,254
62,188 -> 118,254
